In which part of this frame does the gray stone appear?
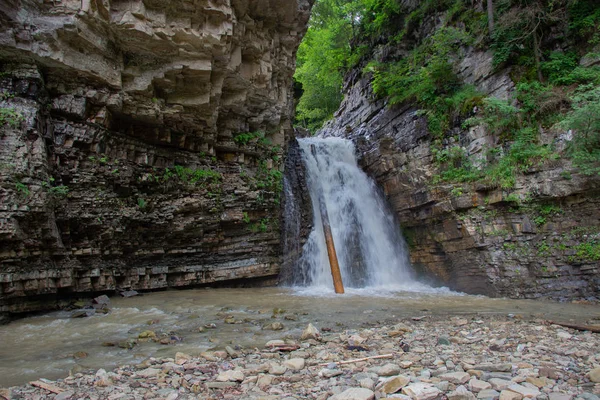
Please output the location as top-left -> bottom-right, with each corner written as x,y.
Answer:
379,375 -> 410,394
402,383 -> 441,400
477,389 -> 500,400
376,363 -> 402,376
283,358 -> 305,370
439,371 -> 470,384
448,385 -> 477,400
329,388 -> 375,400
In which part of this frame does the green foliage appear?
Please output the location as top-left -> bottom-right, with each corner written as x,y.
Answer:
294,0 -> 361,132
573,241 -> 600,262
137,198 -> 147,209
15,181 -> 29,196
250,218 -> 270,233
242,212 -> 251,224
171,165 -> 221,185
0,107 -> 24,128
569,0 -> 600,44
233,131 -> 265,146
561,84 -> 600,175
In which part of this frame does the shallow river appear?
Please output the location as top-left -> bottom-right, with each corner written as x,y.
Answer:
1,287 -> 599,387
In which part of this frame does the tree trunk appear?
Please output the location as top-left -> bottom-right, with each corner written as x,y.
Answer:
533,30 -> 544,82
487,0 -> 494,35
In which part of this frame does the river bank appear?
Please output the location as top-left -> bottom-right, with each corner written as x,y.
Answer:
3,311 -> 600,400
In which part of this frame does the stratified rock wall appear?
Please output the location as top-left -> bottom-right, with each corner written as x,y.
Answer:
0,0 -> 312,314
321,45 -> 600,301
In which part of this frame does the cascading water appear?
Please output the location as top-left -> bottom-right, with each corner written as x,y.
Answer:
292,136 -> 430,293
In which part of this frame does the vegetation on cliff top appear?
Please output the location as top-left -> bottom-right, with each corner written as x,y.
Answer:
294,0 -> 600,184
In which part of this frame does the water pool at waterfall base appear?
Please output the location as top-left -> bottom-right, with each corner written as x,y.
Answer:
1,287 -> 599,388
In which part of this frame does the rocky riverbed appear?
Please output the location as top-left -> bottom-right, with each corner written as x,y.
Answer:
4,314 -> 600,400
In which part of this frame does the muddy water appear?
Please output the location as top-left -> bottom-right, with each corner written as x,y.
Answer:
1,287 -> 599,387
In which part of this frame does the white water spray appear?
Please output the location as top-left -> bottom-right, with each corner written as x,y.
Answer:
295,137 -> 432,294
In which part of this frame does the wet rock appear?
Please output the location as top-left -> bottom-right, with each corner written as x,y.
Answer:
92,295 -> 110,306
71,309 -> 95,318
119,290 -> 139,298
329,388 -> 375,400
263,322 -> 284,331
94,369 -> 112,387
138,330 -> 156,339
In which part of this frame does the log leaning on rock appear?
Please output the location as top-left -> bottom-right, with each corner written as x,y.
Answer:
310,144 -> 345,294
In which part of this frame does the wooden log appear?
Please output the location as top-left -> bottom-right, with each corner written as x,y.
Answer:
548,321 -> 600,333
310,144 -> 344,294
29,381 -> 65,394
317,353 -> 394,366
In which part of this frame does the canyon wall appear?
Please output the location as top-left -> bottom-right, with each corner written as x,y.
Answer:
321,5 -> 600,301
0,0 -> 311,315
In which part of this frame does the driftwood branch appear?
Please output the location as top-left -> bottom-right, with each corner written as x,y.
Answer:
30,381 -> 65,394
548,321 -> 600,333
318,353 -> 394,367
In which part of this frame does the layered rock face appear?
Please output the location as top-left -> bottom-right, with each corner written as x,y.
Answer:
322,37 -> 600,300
0,0 -> 311,314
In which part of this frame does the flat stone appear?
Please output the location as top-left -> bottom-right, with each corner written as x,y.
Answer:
206,382 -> 238,389
548,393 -> 572,400
477,389 -> 500,400
54,391 -> 75,400
525,377 -> 548,388
359,378 -> 376,390
379,375 -> 410,394
506,384 -> 540,398
216,370 -> 244,382
469,379 -> 492,392
329,388 -> 375,400
269,363 -> 287,375
375,363 -> 401,376
489,378 -> 512,391
402,383 -> 441,400
439,371 -> 471,384
283,358 -> 305,370
320,368 -> 343,378
499,390 -> 523,400
135,367 -> 161,378
448,385 -> 477,400
473,364 -> 512,372
589,368 -> 600,383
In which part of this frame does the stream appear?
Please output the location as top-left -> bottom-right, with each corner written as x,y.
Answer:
1,287 -> 600,387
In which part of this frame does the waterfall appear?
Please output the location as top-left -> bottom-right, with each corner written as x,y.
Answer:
292,137 -> 428,293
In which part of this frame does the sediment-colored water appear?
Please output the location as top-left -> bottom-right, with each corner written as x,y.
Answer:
1,287 -> 599,387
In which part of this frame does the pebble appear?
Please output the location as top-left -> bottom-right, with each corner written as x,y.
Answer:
5,315 -> 597,400
329,387 -> 375,400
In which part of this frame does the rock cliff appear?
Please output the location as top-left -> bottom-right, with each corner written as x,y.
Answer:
321,3 -> 600,300
0,0 -> 311,315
